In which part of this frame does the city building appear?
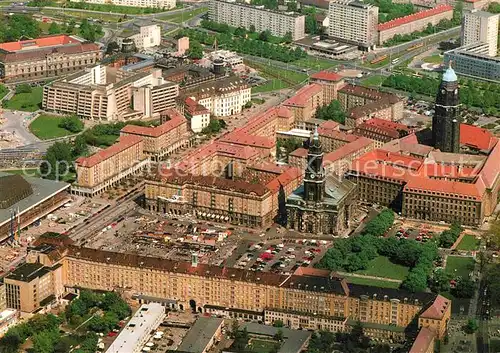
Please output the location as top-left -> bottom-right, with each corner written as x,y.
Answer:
309,71 -> 346,103
432,64 -> 460,153
208,0 -> 306,40
183,97 -> 211,133
207,50 -> 244,68
444,43 -> 500,81
0,309 -> 18,338
0,35 -> 101,83
183,76 -> 251,117
286,127 -> 357,235
409,327 -> 435,353
240,323 -> 311,353
378,5 -> 453,45
0,172 -> 70,243
73,135 -> 148,197
106,303 -> 166,353
43,65 -> 179,120
353,118 -> 414,146
16,244 -> 451,343
328,0 -> 379,50
177,317 -> 224,353
69,0 -> 176,9
116,23 -> 162,51
462,9 -> 499,56
283,84 -> 324,125
120,109 -> 190,160
161,65 -> 216,89
337,84 -> 404,128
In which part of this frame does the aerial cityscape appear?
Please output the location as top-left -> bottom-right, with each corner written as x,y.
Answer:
0,0 -> 499,352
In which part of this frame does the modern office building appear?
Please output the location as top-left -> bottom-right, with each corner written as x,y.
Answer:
69,0 -> 175,9
0,35 -> 101,83
462,9 -> 499,56
328,0 -> 379,50
116,23 -> 162,50
444,43 -> 500,81
208,0 -> 306,40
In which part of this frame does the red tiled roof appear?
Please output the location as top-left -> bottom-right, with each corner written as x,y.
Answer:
319,120 -> 340,131
310,71 -> 343,82
76,135 -> 143,168
460,123 -> 497,152
284,84 -> 323,107
324,137 -> 374,163
221,130 -> 275,150
419,295 -> 451,320
365,118 -> 411,132
404,176 -> 484,199
242,107 -> 278,135
418,163 -> 479,179
277,106 -> 293,119
0,42 -> 100,63
248,162 -> 287,175
340,84 -> 399,103
0,35 -> 80,52
480,140 -> 500,189
409,328 -> 435,353
266,167 -> 302,194
289,147 -> 308,158
121,109 -> 186,138
319,128 -> 359,142
184,97 -> 209,115
293,267 -> 332,277
378,5 -> 453,31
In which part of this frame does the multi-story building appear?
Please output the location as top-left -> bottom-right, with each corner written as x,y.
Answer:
328,0 -> 379,50
309,71 -> 346,103
283,84 -> 324,126
116,23 -> 162,51
444,43 -> 500,81
0,35 -> 101,83
378,5 -> 453,45
353,118 -> 414,146
183,97 -> 211,133
69,0 -> 176,9
337,84 -> 404,128
43,65 -> 179,120
120,109 -> 190,161
14,244 -> 451,344
73,135 -> 148,197
462,9 -> 499,56
318,122 -> 359,152
184,77 -> 251,117
208,0 -> 306,40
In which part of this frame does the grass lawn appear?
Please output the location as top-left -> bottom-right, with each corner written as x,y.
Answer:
445,256 -> 475,280
160,6 -> 207,23
293,56 -> 337,70
252,79 -> 289,93
490,340 -> 500,353
423,54 -> 443,64
456,235 -> 480,251
344,275 -> 401,289
29,114 -> 74,140
361,74 -> 386,87
247,339 -> 280,353
41,9 -> 123,22
4,87 -> 43,112
355,256 -> 410,280
2,168 -> 41,178
0,84 -> 8,100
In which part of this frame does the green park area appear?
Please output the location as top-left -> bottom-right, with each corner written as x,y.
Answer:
62,1 -> 170,14
445,256 -> 475,280
29,115 -> 80,140
4,168 -> 42,178
344,275 -> 401,289
456,235 -> 480,251
360,75 -> 386,87
0,84 -> 8,100
247,339 -> 280,353
249,61 -> 308,93
355,256 -> 410,280
423,54 -> 444,64
3,86 -> 43,112
41,9 -> 123,23
292,57 -> 337,71
160,6 -> 208,23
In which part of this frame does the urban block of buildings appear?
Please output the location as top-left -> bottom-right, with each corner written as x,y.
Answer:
69,0 -> 176,9
116,23 -> 162,51
177,317 -> 224,353
0,35 -> 101,83
42,65 -> 179,121
461,9 -> 499,56
208,0 -> 306,40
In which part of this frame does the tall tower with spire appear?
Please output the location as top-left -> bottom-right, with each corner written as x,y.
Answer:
432,62 -> 461,153
304,126 -> 325,202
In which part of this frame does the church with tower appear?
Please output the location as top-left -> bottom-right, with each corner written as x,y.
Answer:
285,127 -> 357,235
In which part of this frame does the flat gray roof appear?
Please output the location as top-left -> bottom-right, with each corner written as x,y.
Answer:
0,171 -> 69,231
177,317 -> 224,353
241,322 -> 312,353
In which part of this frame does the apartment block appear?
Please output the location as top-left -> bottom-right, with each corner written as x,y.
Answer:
444,43 -> 500,81
73,135 -> 147,197
0,35 -> 101,83
69,0 -> 175,9
328,0 -> 379,50
208,0 -> 306,40
117,24 -> 162,50
43,65 -> 179,120
462,9 -> 499,56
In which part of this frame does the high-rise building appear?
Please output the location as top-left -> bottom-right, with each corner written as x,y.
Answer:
208,0 -> 306,40
432,64 -> 461,153
328,0 -> 379,50
462,10 -> 499,57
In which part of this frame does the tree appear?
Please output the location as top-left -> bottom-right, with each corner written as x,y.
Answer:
314,100 -> 346,124
453,277 -> 476,298
106,41 -> 120,54
16,84 -> 32,94
429,268 -> 452,293
230,319 -> 239,339
249,24 -> 256,33
73,135 -> 88,158
464,318 -> 478,334
187,40 -> 203,59
258,30 -> 271,42
283,31 -> 293,43
59,115 -> 84,133
244,101 -> 253,109
272,320 -> 284,327
273,328 -> 284,342
40,141 -> 73,180
234,27 -> 246,37
361,209 -> 395,237
48,22 -> 62,35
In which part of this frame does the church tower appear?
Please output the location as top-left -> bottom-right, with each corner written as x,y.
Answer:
304,126 -> 325,202
432,62 -> 461,153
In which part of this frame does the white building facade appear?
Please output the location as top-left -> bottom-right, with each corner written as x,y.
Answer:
462,10 -> 499,57
117,24 -> 162,50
